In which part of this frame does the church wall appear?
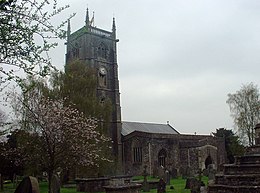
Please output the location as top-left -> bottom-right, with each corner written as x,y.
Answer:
123,133 -> 182,176
149,138 -> 180,177
122,132 -> 226,177
179,145 -> 219,177
179,148 -> 198,176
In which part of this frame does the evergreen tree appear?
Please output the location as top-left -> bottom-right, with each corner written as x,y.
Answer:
213,128 -> 245,163
62,60 -> 112,132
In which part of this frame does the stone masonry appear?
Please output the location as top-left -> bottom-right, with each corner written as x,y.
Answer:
122,131 -> 226,177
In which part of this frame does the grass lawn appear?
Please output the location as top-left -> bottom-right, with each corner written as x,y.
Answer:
0,176 -> 208,193
134,175 -> 208,193
0,182 -> 77,193
140,177 -> 191,193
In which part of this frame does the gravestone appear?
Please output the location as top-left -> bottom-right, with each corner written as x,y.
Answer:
14,176 -> 40,193
157,178 -> 166,193
171,168 -> 178,178
142,165 -> 150,192
164,170 -> 170,185
185,177 -> 200,191
104,183 -> 142,193
185,178 -> 192,189
189,178 -> 200,193
51,174 -> 61,193
200,186 -> 207,193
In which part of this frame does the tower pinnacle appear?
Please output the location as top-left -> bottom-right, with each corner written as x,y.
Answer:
112,17 -> 116,39
67,19 -> 71,40
85,8 -> 89,27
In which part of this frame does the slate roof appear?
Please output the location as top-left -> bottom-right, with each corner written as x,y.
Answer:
121,121 -> 179,136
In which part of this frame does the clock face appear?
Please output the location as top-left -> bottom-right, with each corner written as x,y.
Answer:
99,67 -> 106,75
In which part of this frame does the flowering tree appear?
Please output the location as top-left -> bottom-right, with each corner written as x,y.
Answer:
0,109 -> 8,136
0,109 -> 6,129
0,129 -> 27,180
0,0 -> 73,87
11,86 -> 110,193
45,62 -> 114,176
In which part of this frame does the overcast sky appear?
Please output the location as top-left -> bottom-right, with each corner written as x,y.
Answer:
50,0 -> 260,134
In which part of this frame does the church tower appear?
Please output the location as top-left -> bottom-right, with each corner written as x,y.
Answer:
65,9 -> 122,171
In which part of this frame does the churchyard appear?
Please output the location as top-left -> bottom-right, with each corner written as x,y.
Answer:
1,1 -> 260,193
0,176 -> 209,193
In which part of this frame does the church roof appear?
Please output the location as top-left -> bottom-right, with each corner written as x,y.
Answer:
121,121 -> 179,136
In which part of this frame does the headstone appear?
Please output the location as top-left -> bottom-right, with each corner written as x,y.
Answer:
157,178 -> 166,193
14,176 -> 40,193
171,168 -> 178,178
51,174 -> 61,193
200,186 -> 207,193
142,165 -> 150,192
164,170 -> 170,185
185,178 -> 192,189
185,177 -> 200,191
189,178 -> 200,193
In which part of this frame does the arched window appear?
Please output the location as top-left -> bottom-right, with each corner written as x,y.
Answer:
132,139 -> 142,163
158,149 -> 167,167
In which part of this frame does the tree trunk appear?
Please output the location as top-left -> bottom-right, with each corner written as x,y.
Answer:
0,173 -> 3,191
48,171 -> 53,193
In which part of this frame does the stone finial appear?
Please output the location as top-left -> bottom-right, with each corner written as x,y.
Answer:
85,8 -> 89,26
67,19 -> 71,39
112,17 -> 116,39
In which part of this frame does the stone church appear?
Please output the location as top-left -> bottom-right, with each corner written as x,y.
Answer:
65,9 -> 226,177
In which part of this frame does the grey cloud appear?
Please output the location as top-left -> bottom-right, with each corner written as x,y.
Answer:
50,0 -> 260,134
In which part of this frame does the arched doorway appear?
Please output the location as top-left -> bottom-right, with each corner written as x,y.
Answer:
205,155 -> 213,169
158,149 -> 167,167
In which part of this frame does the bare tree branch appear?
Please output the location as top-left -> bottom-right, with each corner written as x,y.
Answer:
227,83 -> 260,146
